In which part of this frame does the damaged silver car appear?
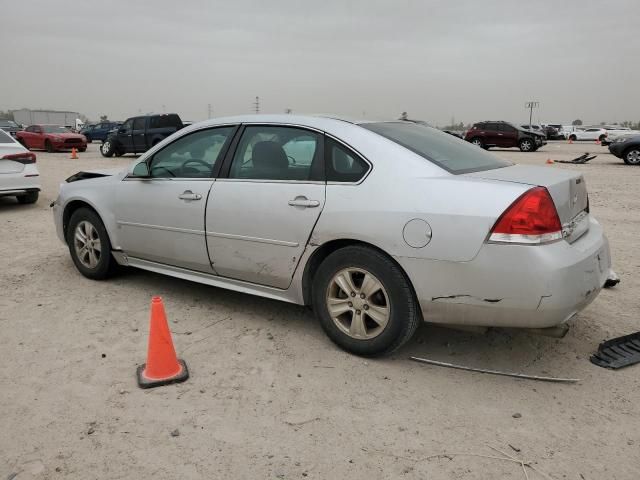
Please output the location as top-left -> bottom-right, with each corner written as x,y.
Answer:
52,115 -> 613,356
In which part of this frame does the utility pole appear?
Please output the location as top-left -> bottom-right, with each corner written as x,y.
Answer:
207,104 -> 213,119
525,101 -> 539,129
253,96 -> 260,114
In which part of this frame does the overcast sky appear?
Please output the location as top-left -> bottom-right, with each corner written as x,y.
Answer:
2,0 -> 638,125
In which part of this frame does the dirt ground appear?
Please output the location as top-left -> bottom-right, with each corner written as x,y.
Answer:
1,140 -> 639,479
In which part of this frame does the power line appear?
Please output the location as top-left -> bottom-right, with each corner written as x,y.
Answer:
253,96 -> 260,114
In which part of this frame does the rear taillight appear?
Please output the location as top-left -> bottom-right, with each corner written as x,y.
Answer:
489,187 -> 562,244
2,152 -> 36,164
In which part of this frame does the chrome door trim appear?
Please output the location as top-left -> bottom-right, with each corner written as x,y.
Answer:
117,221 -> 205,236
214,178 -> 325,185
206,231 -> 299,247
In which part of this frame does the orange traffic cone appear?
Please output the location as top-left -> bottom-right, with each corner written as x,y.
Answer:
546,158 -> 554,164
595,139 -> 601,145
136,296 -> 189,388
70,147 -> 78,159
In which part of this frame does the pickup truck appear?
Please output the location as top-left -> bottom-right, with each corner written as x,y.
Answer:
100,113 -> 183,157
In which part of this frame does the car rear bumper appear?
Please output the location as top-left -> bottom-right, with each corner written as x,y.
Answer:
395,215 -> 611,329
0,165 -> 41,195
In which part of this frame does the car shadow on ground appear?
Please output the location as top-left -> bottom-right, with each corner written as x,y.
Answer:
107,265 -> 595,377
0,196 -> 38,211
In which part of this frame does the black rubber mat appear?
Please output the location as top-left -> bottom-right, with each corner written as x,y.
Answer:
590,332 -> 640,369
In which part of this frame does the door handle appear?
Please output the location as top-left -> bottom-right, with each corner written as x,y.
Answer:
178,190 -> 202,201
288,197 -> 320,208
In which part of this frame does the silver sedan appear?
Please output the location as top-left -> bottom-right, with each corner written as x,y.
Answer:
52,115 -> 612,356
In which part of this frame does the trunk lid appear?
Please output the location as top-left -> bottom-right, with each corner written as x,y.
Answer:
465,165 -> 589,242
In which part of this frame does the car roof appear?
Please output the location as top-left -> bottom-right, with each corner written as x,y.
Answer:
183,114 -> 383,131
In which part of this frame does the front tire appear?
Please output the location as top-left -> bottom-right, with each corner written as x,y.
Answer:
66,208 -> 116,280
623,148 -> 640,165
470,137 -> 484,148
519,138 -> 534,152
17,191 -> 39,204
100,140 -> 116,157
312,245 -> 420,357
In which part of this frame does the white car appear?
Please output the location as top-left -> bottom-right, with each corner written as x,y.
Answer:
567,127 -> 608,142
0,129 -> 40,204
52,115 -> 612,356
601,127 -> 640,146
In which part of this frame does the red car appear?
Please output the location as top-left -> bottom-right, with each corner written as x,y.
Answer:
16,125 -> 87,153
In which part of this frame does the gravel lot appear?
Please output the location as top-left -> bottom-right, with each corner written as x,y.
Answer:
1,140 -> 639,479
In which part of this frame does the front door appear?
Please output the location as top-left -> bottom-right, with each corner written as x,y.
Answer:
118,119 -> 135,152
132,117 -> 147,153
497,123 -> 518,147
114,126 -> 237,272
206,125 -> 325,289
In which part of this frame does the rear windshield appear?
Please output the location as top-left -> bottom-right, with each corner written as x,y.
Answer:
362,122 -> 512,174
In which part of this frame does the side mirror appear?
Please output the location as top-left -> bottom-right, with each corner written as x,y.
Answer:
129,161 -> 150,178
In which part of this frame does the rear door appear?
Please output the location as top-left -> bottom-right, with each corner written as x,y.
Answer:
206,124 -> 325,289
132,117 -> 147,152
497,123 -> 518,147
115,126 -> 237,271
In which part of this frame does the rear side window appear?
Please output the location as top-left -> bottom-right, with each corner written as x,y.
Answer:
362,122 -> 512,174
326,138 -> 369,182
149,114 -> 182,129
0,130 -> 15,143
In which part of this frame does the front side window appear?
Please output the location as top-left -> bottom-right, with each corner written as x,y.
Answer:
148,127 -> 234,178
122,119 -> 133,131
326,138 -> 369,182
229,126 -> 321,181
133,118 -> 146,130
362,122 -> 512,174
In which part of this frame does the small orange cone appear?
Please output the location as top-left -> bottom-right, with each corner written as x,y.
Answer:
595,139 -> 601,145
546,158 -> 554,164
136,296 -> 189,388
70,147 -> 78,159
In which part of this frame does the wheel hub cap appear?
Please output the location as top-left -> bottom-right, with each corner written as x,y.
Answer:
326,268 -> 390,340
74,221 -> 101,269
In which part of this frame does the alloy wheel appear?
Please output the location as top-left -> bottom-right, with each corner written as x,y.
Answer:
521,140 -> 532,151
626,149 -> 640,164
102,141 -> 111,154
326,268 -> 390,340
74,220 -> 102,269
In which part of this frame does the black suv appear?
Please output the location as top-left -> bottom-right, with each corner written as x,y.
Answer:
101,113 -> 183,157
464,121 -> 546,152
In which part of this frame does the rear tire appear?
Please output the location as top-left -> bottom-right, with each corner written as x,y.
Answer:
17,191 -> 39,204
312,245 -> 420,357
66,208 -> 116,280
45,140 -> 54,153
623,148 -> 640,165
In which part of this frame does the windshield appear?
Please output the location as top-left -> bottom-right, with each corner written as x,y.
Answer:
0,120 -> 18,127
361,122 -> 512,174
42,125 -> 71,133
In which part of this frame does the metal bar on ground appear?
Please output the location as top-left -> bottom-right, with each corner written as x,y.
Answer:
410,357 -> 580,383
